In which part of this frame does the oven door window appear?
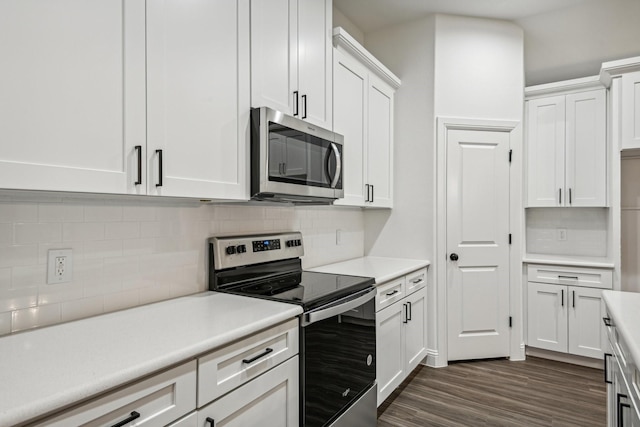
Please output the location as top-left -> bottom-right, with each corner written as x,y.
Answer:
268,122 -> 342,190
302,298 -> 376,426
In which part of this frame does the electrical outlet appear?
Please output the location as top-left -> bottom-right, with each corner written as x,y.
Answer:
556,228 -> 567,241
47,249 -> 73,284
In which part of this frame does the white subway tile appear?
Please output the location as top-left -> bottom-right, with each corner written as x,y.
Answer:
0,287 -> 38,311
63,222 -> 105,242
12,304 -> 62,332
0,223 -> 12,246
38,203 -> 84,223
105,222 -> 140,240
139,284 -> 173,305
103,289 -> 141,313
0,311 -> 11,335
14,223 -> 62,245
12,265 -> 46,289
123,205 -> 156,221
84,239 -> 123,260
154,237 -> 180,253
38,282 -> 84,305
61,296 -> 104,322
0,245 -> 38,268
83,280 -> 122,298
0,202 -> 38,223
73,259 -> 104,284
123,238 -> 155,256
0,268 -> 10,290
84,204 -> 123,222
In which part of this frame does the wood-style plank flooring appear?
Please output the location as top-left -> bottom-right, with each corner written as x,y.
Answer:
377,356 -> 606,427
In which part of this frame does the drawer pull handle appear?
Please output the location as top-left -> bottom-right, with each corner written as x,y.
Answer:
603,317 -> 613,327
111,411 -> 140,427
558,275 -> 579,280
411,278 -> 423,284
386,289 -> 399,297
206,417 -> 216,426
243,348 -> 273,364
604,353 -> 613,384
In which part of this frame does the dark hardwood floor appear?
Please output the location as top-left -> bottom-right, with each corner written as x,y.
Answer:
377,356 -> 606,427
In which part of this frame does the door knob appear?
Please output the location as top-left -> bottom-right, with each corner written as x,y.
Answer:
450,253 -> 459,261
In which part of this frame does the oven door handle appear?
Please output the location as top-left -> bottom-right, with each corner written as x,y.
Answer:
302,287 -> 375,327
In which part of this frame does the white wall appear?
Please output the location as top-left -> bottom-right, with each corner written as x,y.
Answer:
0,193 -> 364,335
333,6 -> 365,45
516,0 -> 640,85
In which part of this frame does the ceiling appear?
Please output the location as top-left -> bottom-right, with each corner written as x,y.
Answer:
333,0 -> 595,33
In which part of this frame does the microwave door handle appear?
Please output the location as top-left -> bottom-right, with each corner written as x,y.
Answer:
329,142 -> 342,188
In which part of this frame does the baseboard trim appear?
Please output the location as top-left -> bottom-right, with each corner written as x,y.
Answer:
525,347 -> 603,369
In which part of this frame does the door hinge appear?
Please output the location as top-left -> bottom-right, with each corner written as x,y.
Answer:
509,316 -> 513,328
509,149 -> 512,163
508,233 -> 512,244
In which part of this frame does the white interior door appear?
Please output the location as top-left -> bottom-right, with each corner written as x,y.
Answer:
446,128 -> 511,361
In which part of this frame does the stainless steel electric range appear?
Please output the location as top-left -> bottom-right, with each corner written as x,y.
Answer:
208,232 -> 377,427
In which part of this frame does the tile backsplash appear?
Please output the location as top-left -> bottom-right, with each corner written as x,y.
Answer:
526,207 -> 608,257
0,193 -> 364,335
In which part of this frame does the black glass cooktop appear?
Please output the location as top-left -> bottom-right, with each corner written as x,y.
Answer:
212,259 -> 374,311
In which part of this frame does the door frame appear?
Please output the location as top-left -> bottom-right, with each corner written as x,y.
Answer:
429,117 -> 524,367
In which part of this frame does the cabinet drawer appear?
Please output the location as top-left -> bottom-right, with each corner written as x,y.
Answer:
376,277 -> 406,312
527,264 -> 612,289
32,361 -> 197,427
406,268 -> 427,295
197,318 -> 299,407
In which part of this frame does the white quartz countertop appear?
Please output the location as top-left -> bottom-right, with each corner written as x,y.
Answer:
0,292 -> 302,426
523,254 -> 614,269
309,256 -> 430,284
602,290 -> 640,369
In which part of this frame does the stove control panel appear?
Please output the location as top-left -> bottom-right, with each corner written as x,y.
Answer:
210,232 -> 304,270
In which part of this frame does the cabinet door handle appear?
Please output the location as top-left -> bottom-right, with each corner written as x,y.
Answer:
407,301 -> 412,321
569,188 -> 572,205
403,303 -> 408,324
617,393 -> 629,427
293,91 -> 299,116
386,289 -> 399,297
603,317 -> 614,327
301,94 -> 307,119
134,145 -> 142,185
110,411 -> 140,427
559,188 -> 562,205
572,290 -> 576,308
155,149 -> 163,187
365,184 -> 371,202
561,289 -> 564,307
206,417 -> 215,427
604,353 -> 613,384
242,347 -> 273,364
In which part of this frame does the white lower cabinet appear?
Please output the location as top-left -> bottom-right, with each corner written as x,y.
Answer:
526,264 -> 612,359
197,356 -> 299,427
32,361 -> 197,427
375,268 -> 427,406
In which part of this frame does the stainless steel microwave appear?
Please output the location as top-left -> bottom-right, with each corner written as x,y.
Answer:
250,107 -> 344,204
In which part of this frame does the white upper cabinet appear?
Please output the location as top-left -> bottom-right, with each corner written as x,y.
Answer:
250,0 -> 332,130
146,0 -> 250,200
0,0 -> 146,194
621,72 -> 640,150
0,0 -> 249,200
525,77 -> 607,207
332,28 -> 400,208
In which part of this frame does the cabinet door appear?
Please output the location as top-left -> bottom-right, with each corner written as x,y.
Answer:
565,89 -> 607,206
367,75 -> 394,208
404,287 -> 427,374
197,356 -> 298,427
250,0 -> 297,115
568,286 -> 607,358
527,282 -> 568,352
376,301 -> 405,406
333,49 -> 368,206
297,0 -> 332,129
0,0 -> 145,194
146,0 -> 249,200
622,72 -> 640,150
526,96 -> 566,207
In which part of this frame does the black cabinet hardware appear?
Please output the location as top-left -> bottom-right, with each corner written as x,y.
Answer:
407,301 -> 412,321
450,253 -> 459,261
603,317 -> 613,327
293,91 -> 299,116
617,393 -> 629,427
561,289 -> 564,307
301,94 -> 307,119
558,275 -> 579,280
365,184 -> 370,202
386,289 -> 399,297
156,149 -> 163,187
569,188 -> 572,205
559,188 -> 562,204
509,149 -> 512,163
509,316 -> 513,328
572,290 -> 575,308
111,411 -> 140,427
134,145 -> 142,185
604,353 -> 612,384
402,303 -> 408,324
242,348 -> 273,364
371,185 -> 374,202
206,417 -> 215,426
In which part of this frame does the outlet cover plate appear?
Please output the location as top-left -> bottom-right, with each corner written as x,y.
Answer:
47,249 -> 73,284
